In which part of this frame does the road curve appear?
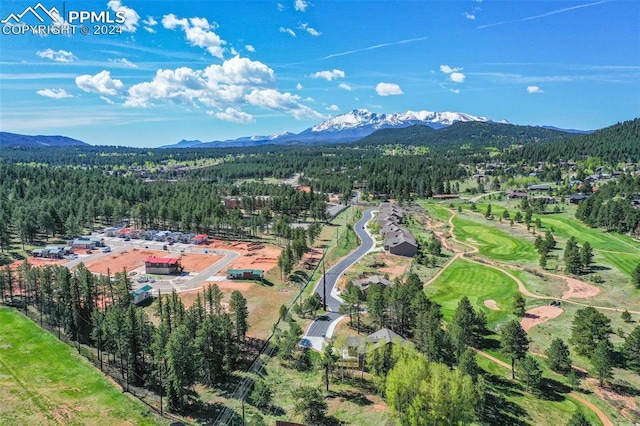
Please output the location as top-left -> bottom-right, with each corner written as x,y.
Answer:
303,208 -> 376,346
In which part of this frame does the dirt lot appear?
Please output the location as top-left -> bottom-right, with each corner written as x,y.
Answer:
521,305 -> 564,332
175,252 -> 223,273
201,240 -> 281,276
85,248 -> 224,275
85,248 -> 168,275
13,257 -> 67,269
369,252 -> 411,279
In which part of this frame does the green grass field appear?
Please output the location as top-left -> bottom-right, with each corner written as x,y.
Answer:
476,356 -> 604,426
452,215 -> 538,263
538,214 -> 640,251
0,307 -> 165,426
425,258 -> 518,326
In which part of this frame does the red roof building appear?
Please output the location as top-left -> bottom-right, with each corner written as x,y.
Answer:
145,256 -> 182,274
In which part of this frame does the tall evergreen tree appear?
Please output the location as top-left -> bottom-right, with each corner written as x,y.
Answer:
591,339 -> 614,386
229,290 -> 249,344
545,338 -> 572,374
500,319 -> 529,379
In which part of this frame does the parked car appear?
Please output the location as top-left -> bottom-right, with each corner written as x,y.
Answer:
124,237 -> 131,241
102,246 -> 111,253
163,245 -> 168,250
137,276 -> 149,283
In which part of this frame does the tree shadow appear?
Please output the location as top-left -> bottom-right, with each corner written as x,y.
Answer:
482,391 -> 530,426
538,377 -> 572,402
188,400 -> 241,426
329,389 -> 374,406
611,380 -> 640,397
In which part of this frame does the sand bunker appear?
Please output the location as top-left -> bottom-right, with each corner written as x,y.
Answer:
561,277 -> 600,299
521,305 -> 563,332
484,299 -> 499,310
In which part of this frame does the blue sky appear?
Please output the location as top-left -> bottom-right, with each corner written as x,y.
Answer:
0,0 -> 638,147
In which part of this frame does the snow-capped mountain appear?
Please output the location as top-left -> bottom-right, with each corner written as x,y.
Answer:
161,108 -> 508,148
310,109 -> 493,133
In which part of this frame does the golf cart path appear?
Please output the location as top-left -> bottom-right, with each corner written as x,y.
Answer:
471,348 -> 613,426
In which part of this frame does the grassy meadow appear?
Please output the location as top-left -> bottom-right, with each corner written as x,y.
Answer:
0,307 -> 165,426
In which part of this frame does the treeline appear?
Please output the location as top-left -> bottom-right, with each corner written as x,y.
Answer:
575,174 -> 640,234
0,262 -> 249,412
0,163 -> 329,252
504,118 -> 640,165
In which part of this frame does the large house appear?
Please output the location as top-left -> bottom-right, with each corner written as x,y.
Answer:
377,203 -> 417,258
144,256 -> 183,275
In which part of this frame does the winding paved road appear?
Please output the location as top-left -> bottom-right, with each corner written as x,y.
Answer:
303,208 -> 376,350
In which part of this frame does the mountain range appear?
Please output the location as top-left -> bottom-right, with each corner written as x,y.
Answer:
161,109 -> 509,148
0,109 -> 594,149
0,132 -> 88,147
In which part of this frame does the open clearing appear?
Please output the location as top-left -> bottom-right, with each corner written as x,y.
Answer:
425,257 -> 518,326
180,280 -> 293,340
0,307 -> 163,426
85,248 -> 224,275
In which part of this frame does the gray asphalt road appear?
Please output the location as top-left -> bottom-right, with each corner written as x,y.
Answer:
305,208 -> 375,339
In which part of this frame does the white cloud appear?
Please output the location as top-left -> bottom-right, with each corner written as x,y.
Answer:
100,96 -> 116,105
277,3 -> 285,11
294,0 -> 309,12
527,85 -> 544,93
36,88 -> 73,99
213,107 -> 255,123
245,89 -> 322,120
296,83 -> 303,90
311,69 -> 345,81
36,49 -> 76,62
117,56 -> 319,120
464,12 -> 476,20
245,44 -> 256,52
375,82 -> 403,96
450,88 -> 460,94
142,16 -> 157,33
76,70 -> 125,96
338,83 -> 352,91
107,0 -> 139,33
109,58 -> 137,68
440,64 -> 462,74
279,27 -> 296,37
162,14 -> 226,58
450,72 -> 466,83
300,23 -> 320,36
326,104 -> 339,111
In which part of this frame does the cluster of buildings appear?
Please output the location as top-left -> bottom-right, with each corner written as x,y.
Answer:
377,203 -> 417,257
104,227 -> 208,244
32,245 -> 74,259
33,236 -> 106,258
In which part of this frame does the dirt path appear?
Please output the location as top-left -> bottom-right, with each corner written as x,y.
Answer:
423,206 -> 626,426
433,207 -> 640,315
472,348 -> 613,426
567,392 -> 614,426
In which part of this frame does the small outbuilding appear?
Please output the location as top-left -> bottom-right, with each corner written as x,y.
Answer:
226,269 -> 264,280
132,285 -> 154,304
